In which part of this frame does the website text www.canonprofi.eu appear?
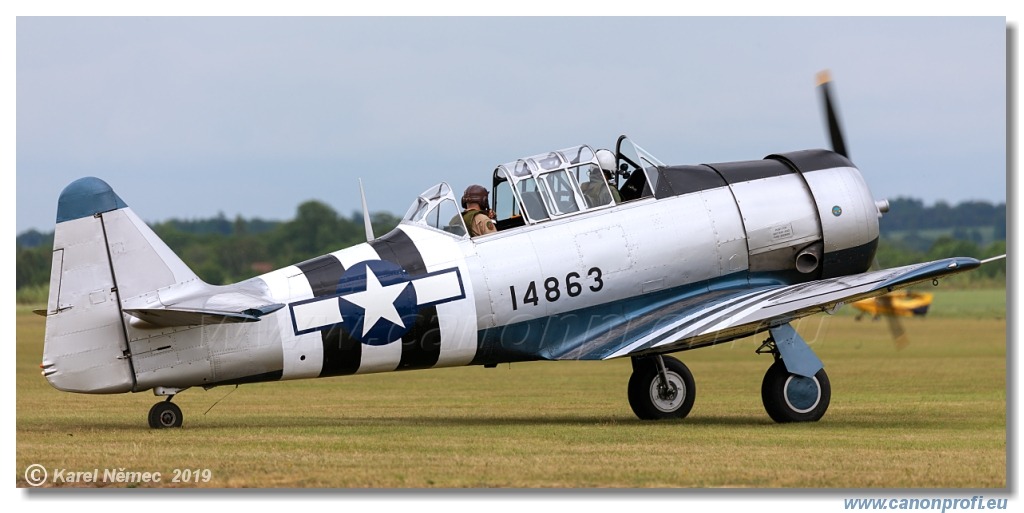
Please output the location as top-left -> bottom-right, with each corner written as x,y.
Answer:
844,497 -> 1008,513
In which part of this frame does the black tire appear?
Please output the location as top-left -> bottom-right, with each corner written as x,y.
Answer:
148,401 -> 183,429
627,355 -> 696,420
761,359 -> 830,423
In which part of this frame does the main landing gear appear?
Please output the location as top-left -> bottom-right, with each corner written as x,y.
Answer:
627,355 -> 696,420
756,324 -> 830,423
626,323 -> 830,423
760,359 -> 830,423
148,387 -> 185,429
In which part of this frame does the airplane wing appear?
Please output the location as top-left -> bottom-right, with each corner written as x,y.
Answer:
543,257 -> 981,361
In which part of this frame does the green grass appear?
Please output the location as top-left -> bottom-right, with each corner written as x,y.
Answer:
16,299 -> 1006,488
16,284 -> 49,305
923,288 -> 1008,319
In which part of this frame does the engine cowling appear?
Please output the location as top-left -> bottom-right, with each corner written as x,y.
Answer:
700,149 -> 879,279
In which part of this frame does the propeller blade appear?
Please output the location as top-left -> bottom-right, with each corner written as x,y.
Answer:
876,294 -> 909,350
869,255 -> 910,349
816,70 -> 849,159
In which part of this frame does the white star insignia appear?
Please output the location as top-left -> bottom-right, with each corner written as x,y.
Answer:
342,267 -> 408,336
288,264 -> 465,338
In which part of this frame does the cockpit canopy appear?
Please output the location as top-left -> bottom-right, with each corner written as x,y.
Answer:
490,138 -> 663,230
401,136 -> 665,238
402,182 -> 467,237
492,145 -> 598,225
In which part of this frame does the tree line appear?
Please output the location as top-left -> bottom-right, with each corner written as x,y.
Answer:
16,200 -> 401,300
881,197 -> 1006,234
16,197 -> 1006,302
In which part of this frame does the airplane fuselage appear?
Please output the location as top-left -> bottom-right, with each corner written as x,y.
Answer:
42,146 -> 881,395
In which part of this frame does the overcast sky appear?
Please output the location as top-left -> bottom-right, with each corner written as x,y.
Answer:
15,17 -> 1007,233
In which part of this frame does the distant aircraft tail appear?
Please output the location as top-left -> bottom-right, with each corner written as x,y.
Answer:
41,177 -> 202,393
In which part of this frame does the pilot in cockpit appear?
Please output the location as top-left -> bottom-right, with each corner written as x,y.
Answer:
580,149 -> 622,207
460,185 -> 497,237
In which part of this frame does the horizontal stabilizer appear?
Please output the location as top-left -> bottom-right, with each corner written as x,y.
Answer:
124,304 -> 284,328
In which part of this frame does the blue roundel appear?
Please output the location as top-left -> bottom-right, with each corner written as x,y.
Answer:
832,205 -> 843,217
336,260 -> 418,346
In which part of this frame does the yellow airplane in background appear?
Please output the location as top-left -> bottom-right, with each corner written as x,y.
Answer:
851,290 -> 935,350
852,290 -> 934,320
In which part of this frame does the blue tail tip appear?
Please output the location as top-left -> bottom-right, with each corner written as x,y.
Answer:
56,177 -> 128,223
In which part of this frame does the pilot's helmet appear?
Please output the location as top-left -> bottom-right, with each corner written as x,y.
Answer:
461,184 -> 489,209
595,149 -> 617,179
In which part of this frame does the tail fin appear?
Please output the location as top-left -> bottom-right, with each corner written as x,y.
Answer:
42,177 -> 201,393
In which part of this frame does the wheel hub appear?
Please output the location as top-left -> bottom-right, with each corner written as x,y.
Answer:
783,375 -> 821,413
649,372 -> 685,412
160,411 -> 176,426
657,382 -> 678,401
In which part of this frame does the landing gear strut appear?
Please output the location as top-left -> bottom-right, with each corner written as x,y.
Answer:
627,355 -> 695,420
148,387 -> 185,429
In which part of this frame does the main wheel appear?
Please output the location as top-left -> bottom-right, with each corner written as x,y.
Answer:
761,359 -> 830,423
627,355 -> 696,420
148,401 -> 183,429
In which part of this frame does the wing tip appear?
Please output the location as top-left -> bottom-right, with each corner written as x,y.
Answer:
878,257 -> 981,290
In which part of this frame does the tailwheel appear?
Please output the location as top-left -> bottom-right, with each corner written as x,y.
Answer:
761,359 -> 830,423
627,355 -> 696,420
148,399 -> 183,429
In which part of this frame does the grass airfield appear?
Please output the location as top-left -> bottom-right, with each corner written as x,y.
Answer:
15,289 -> 1007,488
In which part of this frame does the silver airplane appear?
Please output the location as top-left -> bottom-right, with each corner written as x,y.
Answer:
38,74 -> 993,428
